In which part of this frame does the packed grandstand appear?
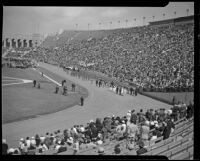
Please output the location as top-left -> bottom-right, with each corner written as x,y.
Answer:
2,15 -> 194,158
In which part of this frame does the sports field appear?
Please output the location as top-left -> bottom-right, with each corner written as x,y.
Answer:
3,63 -> 173,148
2,67 -> 88,124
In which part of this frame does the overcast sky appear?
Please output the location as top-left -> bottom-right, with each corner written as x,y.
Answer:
3,2 -> 194,38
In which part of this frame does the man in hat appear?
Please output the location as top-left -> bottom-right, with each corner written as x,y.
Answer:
136,141 -> 147,155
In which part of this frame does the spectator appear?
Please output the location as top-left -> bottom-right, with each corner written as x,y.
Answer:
136,141 -> 147,155
2,139 -> 8,155
126,118 -> 139,150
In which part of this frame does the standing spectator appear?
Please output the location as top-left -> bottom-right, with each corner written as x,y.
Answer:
126,118 -> 139,150
2,139 -> 8,155
73,139 -> 79,155
140,121 -> 150,143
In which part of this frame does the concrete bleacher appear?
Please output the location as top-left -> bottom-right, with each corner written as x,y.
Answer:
40,117 -> 193,158
77,117 -> 193,157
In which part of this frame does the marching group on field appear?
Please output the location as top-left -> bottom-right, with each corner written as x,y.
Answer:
2,99 -> 193,155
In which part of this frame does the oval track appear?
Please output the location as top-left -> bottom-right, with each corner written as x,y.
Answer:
2,63 -> 171,148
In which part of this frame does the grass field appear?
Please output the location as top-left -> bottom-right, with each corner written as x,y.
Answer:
2,67 -> 88,124
144,92 -> 194,105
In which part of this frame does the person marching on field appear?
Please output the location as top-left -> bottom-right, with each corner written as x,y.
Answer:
96,80 -> 98,87
63,85 -> 67,96
62,80 -> 66,87
37,82 -> 40,89
135,88 -> 138,96
72,83 -> 76,92
80,96 -> 84,106
33,80 -> 36,87
55,85 -> 59,94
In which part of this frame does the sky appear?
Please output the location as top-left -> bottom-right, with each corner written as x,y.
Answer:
3,2 -> 194,38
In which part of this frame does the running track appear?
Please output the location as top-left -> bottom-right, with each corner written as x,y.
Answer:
2,63 -> 171,148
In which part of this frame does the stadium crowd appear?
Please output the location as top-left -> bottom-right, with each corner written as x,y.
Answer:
22,22 -> 194,92
2,100 -> 193,155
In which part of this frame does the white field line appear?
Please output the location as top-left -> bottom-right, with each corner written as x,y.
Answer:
2,80 -> 21,82
32,68 -> 62,86
2,81 -> 32,86
2,76 -> 26,81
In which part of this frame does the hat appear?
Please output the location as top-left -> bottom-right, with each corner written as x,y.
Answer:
90,119 -> 94,123
154,121 -> 158,124
97,140 -> 103,145
145,121 -> 150,126
98,147 -> 104,154
127,113 -> 131,117
122,120 -> 125,124
138,141 -> 145,148
20,138 -> 24,141
31,136 -> 35,139
155,124 -> 159,128
8,148 -> 15,153
128,110 -> 131,113
150,121 -> 154,126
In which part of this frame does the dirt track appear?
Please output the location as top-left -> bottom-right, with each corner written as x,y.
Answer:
2,63 -> 171,148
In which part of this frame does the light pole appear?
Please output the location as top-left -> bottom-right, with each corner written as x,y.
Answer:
88,23 -> 90,31
163,13 -> 165,19
110,21 -> 112,29
125,19 -> 128,27
143,17 -> 146,26
118,20 -> 120,28
153,15 -> 155,21
76,24 -> 78,30
174,11 -> 177,18
186,9 -> 189,16
134,18 -> 136,26
99,22 -> 101,30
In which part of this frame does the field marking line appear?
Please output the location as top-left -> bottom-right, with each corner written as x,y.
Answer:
32,68 -> 62,86
2,80 -> 22,82
2,76 -> 28,81
2,80 -> 33,86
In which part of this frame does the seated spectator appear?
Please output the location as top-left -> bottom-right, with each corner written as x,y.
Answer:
13,148 -> 21,155
114,144 -> 121,155
2,139 -> 8,155
136,141 -> 147,155
150,130 -> 158,141
7,148 -> 15,155
40,135 -> 45,144
30,136 -> 36,149
25,137 -> 31,149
